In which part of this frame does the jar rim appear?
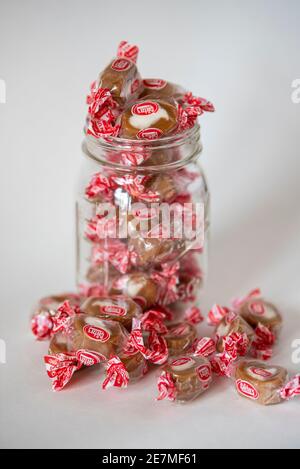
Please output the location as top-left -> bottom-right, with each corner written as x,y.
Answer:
83,124 -> 202,172
85,124 -> 200,150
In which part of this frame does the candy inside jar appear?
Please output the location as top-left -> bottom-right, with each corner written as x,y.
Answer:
77,125 -> 210,314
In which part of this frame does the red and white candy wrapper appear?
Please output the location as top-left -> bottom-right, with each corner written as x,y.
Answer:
120,147 -> 151,166
45,349 -> 105,392
87,83 -> 119,121
31,312 -> 53,341
117,41 -> 139,64
231,288 -> 261,310
177,93 -> 215,132
207,304 -> 230,326
86,41 -> 142,139
32,300 -> 80,340
52,301 -> 80,334
157,371 -> 177,401
250,323 -> 275,360
85,173 -> 117,202
125,319 -> 168,365
102,355 -> 129,390
44,353 -> 82,392
141,309 -> 168,334
151,262 -> 180,306
280,375 -> 300,400
111,174 -> 160,203
92,240 -> 137,275
184,306 -> 204,325
210,332 -> 250,377
190,337 -> 216,357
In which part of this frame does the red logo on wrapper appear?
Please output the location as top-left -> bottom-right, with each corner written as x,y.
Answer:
249,301 -> 265,316
171,357 -> 193,367
83,324 -> 110,342
236,379 -> 259,400
132,101 -> 159,116
111,58 -> 132,72
137,128 -> 163,140
196,364 -> 211,382
76,350 -> 106,366
100,305 -> 126,317
249,367 -> 274,378
143,79 -> 167,90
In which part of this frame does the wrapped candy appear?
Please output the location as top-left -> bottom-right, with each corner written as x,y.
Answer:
163,322 -> 197,357
157,354 -> 212,403
233,359 -> 300,406
140,79 -> 186,101
81,295 -> 142,330
86,41 -> 143,139
110,272 -> 159,310
124,318 -> 168,365
140,80 -> 215,132
120,99 -> 178,140
231,290 -> 283,360
234,291 -> 283,336
96,41 -> 143,107
102,351 -> 147,389
215,311 -> 255,353
45,314 -> 129,391
31,294 -> 81,341
129,235 -> 185,268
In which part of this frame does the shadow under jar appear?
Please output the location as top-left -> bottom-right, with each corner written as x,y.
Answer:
76,125 -> 210,314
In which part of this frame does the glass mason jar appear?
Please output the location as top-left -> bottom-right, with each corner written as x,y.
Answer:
76,124 -> 209,315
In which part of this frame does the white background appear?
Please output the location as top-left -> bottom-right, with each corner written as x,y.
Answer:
0,0 -> 299,449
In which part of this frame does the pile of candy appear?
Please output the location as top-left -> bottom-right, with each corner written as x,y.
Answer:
31,288 -> 300,405
31,42 -> 300,406
85,40 -> 214,141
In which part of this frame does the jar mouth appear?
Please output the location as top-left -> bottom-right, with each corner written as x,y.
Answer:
83,124 -> 202,172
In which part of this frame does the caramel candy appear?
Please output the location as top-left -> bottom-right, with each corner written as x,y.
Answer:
31,293 -> 81,340
238,298 -> 282,334
49,314 -> 128,361
144,173 -> 177,202
118,351 -> 147,383
120,99 -> 178,140
140,79 -> 185,102
216,313 -> 255,352
234,360 -> 288,405
164,322 -> 197,356
129,236 -> 185,267
98,59 -> 142,107
164,355 -> 212,402
110,273 -> 158,310
35,293 -> 80,314
81,296 -> 142,330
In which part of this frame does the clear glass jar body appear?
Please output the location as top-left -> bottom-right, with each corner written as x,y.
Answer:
76,126 -> 209,314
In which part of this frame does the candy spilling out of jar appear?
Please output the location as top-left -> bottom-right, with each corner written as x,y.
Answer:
31,287 -> 300,406
31,43 -> 299,406
86,41 -> 214,140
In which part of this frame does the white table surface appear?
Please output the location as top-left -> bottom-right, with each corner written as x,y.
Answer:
0,0 -> 299,449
